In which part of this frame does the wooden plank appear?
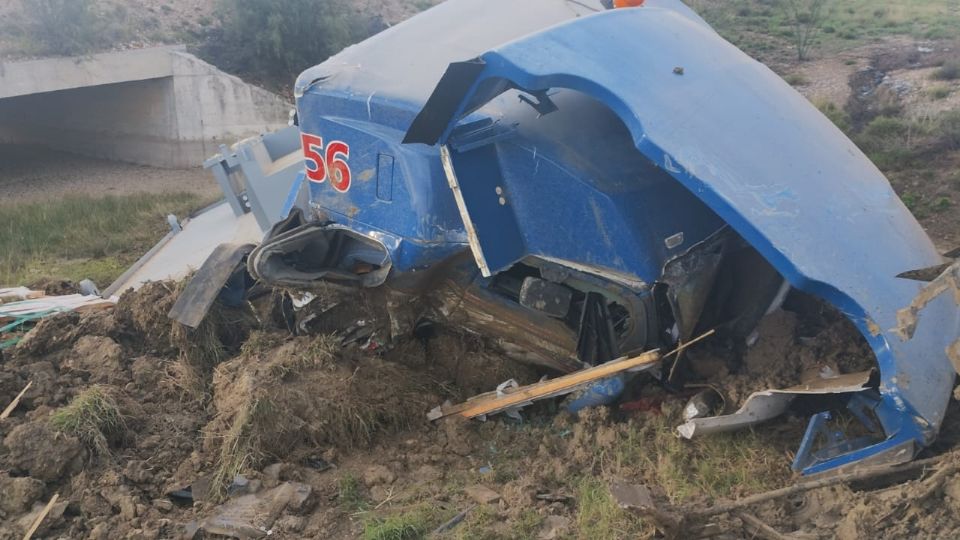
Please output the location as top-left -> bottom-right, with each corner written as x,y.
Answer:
1,381 -> 32,420
453,350 -> 661,418
430,329 -> 717,421
21,493 -> 58,540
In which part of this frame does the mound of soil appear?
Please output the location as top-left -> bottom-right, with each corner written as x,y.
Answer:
1,280 -> 959,539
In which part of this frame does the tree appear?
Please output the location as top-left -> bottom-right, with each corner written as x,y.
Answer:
783,0 -> 829,62
211,0 -> 367,84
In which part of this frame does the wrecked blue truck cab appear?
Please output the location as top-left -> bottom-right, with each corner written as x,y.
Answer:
250,0 -> 960,475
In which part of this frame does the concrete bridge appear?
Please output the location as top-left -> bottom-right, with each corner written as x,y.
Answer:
0,46 -> 291,168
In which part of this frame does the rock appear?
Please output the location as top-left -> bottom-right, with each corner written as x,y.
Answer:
464,485 -> 502,505
363,464 -> 396,487
4,421 -> 85,481
197,482 -> 313,538
152,499 -> 174,513
538,515 -> 571,540
0,473 -> 45,514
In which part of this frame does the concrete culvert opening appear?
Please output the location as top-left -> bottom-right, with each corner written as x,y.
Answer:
0,46 -> 291,171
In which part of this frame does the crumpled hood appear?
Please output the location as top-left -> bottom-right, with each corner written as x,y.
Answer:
404,2 -> 960,473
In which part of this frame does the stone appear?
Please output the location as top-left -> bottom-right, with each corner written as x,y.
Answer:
464,485 -> 502,505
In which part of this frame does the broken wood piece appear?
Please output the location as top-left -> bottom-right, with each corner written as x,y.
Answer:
21,493 -> 58,540
738,512 -> 791,540
1,381 -> 33,420
428,330 -> 716,421
428,349 -> 661,420
697,455 -> 943,518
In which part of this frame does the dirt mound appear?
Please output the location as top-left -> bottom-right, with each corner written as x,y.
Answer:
201,332 -> 439,499
1,279 -> 958,538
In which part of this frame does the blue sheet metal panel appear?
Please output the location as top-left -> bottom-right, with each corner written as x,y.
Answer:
421,7 -> 960,468
482,90 -> 724,284
447,144 -> 527,273
297,94 -> 467,247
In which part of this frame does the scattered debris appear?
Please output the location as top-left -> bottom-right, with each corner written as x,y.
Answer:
676,370 -> 875,439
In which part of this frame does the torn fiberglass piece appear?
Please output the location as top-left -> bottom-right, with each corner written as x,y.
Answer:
402,2 -> 960,474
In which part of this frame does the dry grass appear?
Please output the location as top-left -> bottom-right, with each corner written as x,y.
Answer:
0,193 -> 209,287
50,386 -> 128,456
208,392 -> 274,501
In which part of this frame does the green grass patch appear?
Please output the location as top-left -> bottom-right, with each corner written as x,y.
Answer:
610,413 -> 791,503
695,0 -> 960,60
50,386 -> 128,456
575,476 -> 649,539
363,504 -> 451,540
0,192 -> 211,287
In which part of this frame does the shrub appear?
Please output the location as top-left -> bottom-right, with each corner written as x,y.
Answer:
20,0 -> 124,56
817,101 -> 852,134
933,62 -> 960,81
856,116 -> 918,169
784,73 -> 808,86
208,0 -> 366,84
937,110 -> 960,150
930,86 -> 952,100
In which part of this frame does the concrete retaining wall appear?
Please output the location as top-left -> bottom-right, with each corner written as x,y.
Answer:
0,47 -> 292,168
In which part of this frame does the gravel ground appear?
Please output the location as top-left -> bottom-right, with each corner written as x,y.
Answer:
0,145 -> 220,203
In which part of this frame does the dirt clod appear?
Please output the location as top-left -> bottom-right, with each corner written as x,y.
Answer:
4,421 -> 85,481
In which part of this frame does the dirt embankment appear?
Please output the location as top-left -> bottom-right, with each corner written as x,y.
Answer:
1,281 -> 959,539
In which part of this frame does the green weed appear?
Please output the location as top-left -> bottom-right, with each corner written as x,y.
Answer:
575,476 -> 649,539
339,473 -> 371,512
363,504 -> 449,540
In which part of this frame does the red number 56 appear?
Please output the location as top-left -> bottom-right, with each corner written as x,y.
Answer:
301,133 -> 352,193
